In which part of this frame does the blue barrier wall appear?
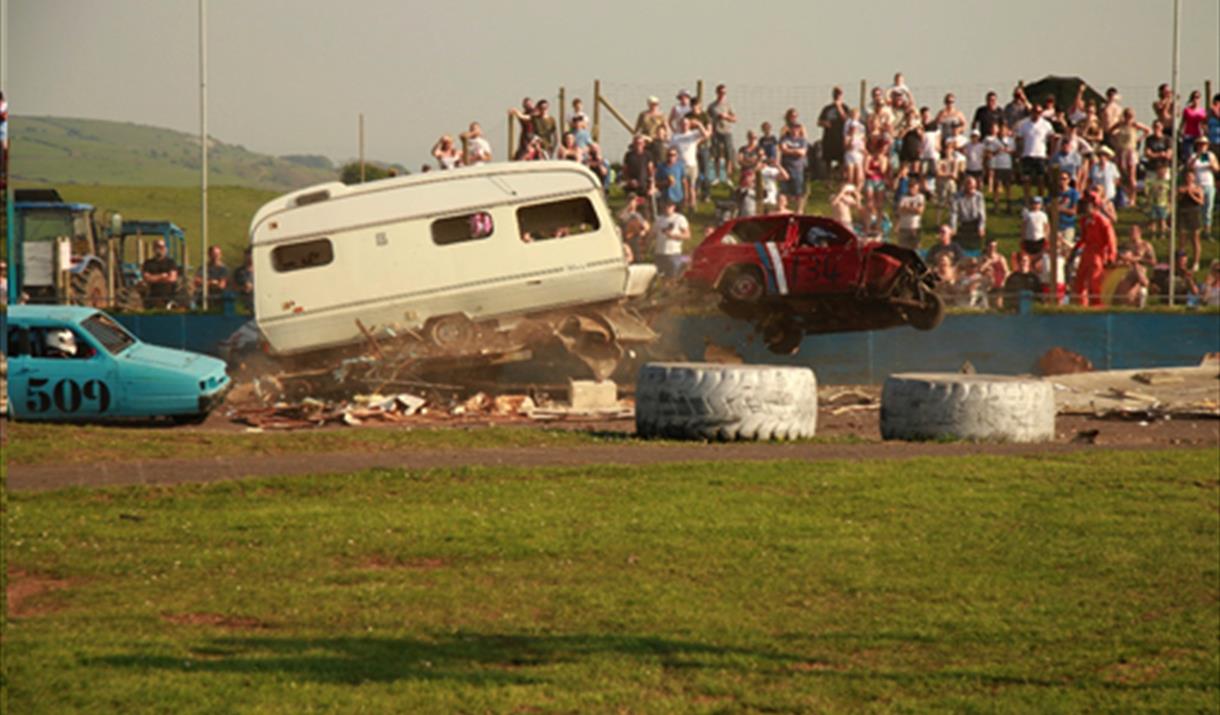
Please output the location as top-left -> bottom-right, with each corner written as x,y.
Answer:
674,313 -> 1219,384
4,310 -> 1216,385
111,314 -> 249,357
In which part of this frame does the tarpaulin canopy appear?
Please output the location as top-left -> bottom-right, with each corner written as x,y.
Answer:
1020,75 -> 1106,112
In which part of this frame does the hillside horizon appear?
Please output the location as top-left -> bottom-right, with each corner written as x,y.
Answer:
7,115 -> 405,193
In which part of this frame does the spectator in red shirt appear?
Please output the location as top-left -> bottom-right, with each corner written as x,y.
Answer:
1072,191 -> 1118,307
1180,90 -> 1207,158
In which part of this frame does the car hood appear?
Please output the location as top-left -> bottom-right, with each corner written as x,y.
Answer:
120,343 -> 225,379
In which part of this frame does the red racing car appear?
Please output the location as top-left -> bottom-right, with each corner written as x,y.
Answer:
684,214 -> 943,353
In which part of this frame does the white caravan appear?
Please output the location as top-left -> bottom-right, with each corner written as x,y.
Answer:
248,162 -> 656,376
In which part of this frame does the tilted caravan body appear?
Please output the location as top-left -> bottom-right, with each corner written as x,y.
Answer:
249,162 -> 655,374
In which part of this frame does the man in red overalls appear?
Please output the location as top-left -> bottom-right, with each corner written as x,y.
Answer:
1073,189 -> 1117,307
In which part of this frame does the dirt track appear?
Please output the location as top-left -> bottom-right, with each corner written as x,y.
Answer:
7,412 -> 1217,493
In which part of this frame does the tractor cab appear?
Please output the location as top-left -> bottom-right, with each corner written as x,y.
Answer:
113,220 -> 189,297
5,189 -> 190,311
8,188 -> 106,306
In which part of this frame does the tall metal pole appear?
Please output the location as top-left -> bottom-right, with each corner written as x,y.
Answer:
199,0 -> 210,310
2,0 -> 15,305
1168,0 -> 1180,306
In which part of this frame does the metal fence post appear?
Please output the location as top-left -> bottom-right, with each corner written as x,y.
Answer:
508,113 -> 515,161
593,79 -> 602,142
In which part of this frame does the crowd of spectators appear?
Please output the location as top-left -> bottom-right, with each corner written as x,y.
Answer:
138,242 -> 253,311
423,76 -> 1219,308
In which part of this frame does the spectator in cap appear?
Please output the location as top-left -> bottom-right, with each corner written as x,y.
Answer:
1086,145 -> 1120,203
634,96 -> 667,163
1186,136 -> 1217,258
1020,195 -> 1049,256
669,89 -> 693,133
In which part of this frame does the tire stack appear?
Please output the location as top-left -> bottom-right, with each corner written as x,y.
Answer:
635,362 -> 817,441
880,373 -> 1055,442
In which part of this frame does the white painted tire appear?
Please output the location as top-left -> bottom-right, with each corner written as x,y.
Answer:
881,373 -> 1055,443
635,362 -> 817,441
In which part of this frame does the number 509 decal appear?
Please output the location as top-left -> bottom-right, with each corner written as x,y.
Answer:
26,378 -> 112,413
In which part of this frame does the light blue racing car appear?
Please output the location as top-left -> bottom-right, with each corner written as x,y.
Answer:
3,305 -> 230,423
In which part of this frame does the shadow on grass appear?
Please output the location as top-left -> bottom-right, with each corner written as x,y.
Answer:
90,631 -> 1217,693
89,632 -> 798,685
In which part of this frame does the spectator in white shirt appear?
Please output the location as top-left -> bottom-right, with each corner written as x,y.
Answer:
984,121 -> 1016,213
758,156 -> 789,214
654,201 -> 691,278
669,115 -> 711,213
1021,195 -> 1050,255
895,181 -> 927,249
963,129 -> 987,187
1016,107 -> 1054,202
461,122 -> 493,165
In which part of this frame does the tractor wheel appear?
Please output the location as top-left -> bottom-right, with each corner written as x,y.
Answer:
908,290 -> 945,331
70,267 -> 109,308
114,287 -> 145,313
720,266 -> 766,304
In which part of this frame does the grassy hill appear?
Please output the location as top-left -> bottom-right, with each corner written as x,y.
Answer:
8,116 -> 338,192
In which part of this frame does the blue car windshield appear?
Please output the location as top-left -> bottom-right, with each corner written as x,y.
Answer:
81,313 -> 137,355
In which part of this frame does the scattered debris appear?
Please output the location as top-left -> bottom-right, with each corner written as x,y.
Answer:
830,403 -> 880,416
1132,371 -> 1185,386
569,380 -> 618,411
1036,347 -> 1094,376
1072,429 -> 1101,444
1103,387 -> 1159,403
230,391 -> 434,430
703,339 -> 744,364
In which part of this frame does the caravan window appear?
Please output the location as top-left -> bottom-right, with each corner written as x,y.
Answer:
272,238 -> 333,272
432,211 -> 494,246
516,197 -> 600,242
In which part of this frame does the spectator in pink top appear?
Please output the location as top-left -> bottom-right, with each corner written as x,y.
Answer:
1181,90 -> 1207,158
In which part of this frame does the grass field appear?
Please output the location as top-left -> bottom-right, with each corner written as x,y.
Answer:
0,422 -> 614,467
4,449 -> 1217,712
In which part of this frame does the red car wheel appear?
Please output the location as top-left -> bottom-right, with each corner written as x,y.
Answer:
721,267 -> 765,304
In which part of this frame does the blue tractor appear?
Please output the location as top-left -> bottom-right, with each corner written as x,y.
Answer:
6,188 -> 189,310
